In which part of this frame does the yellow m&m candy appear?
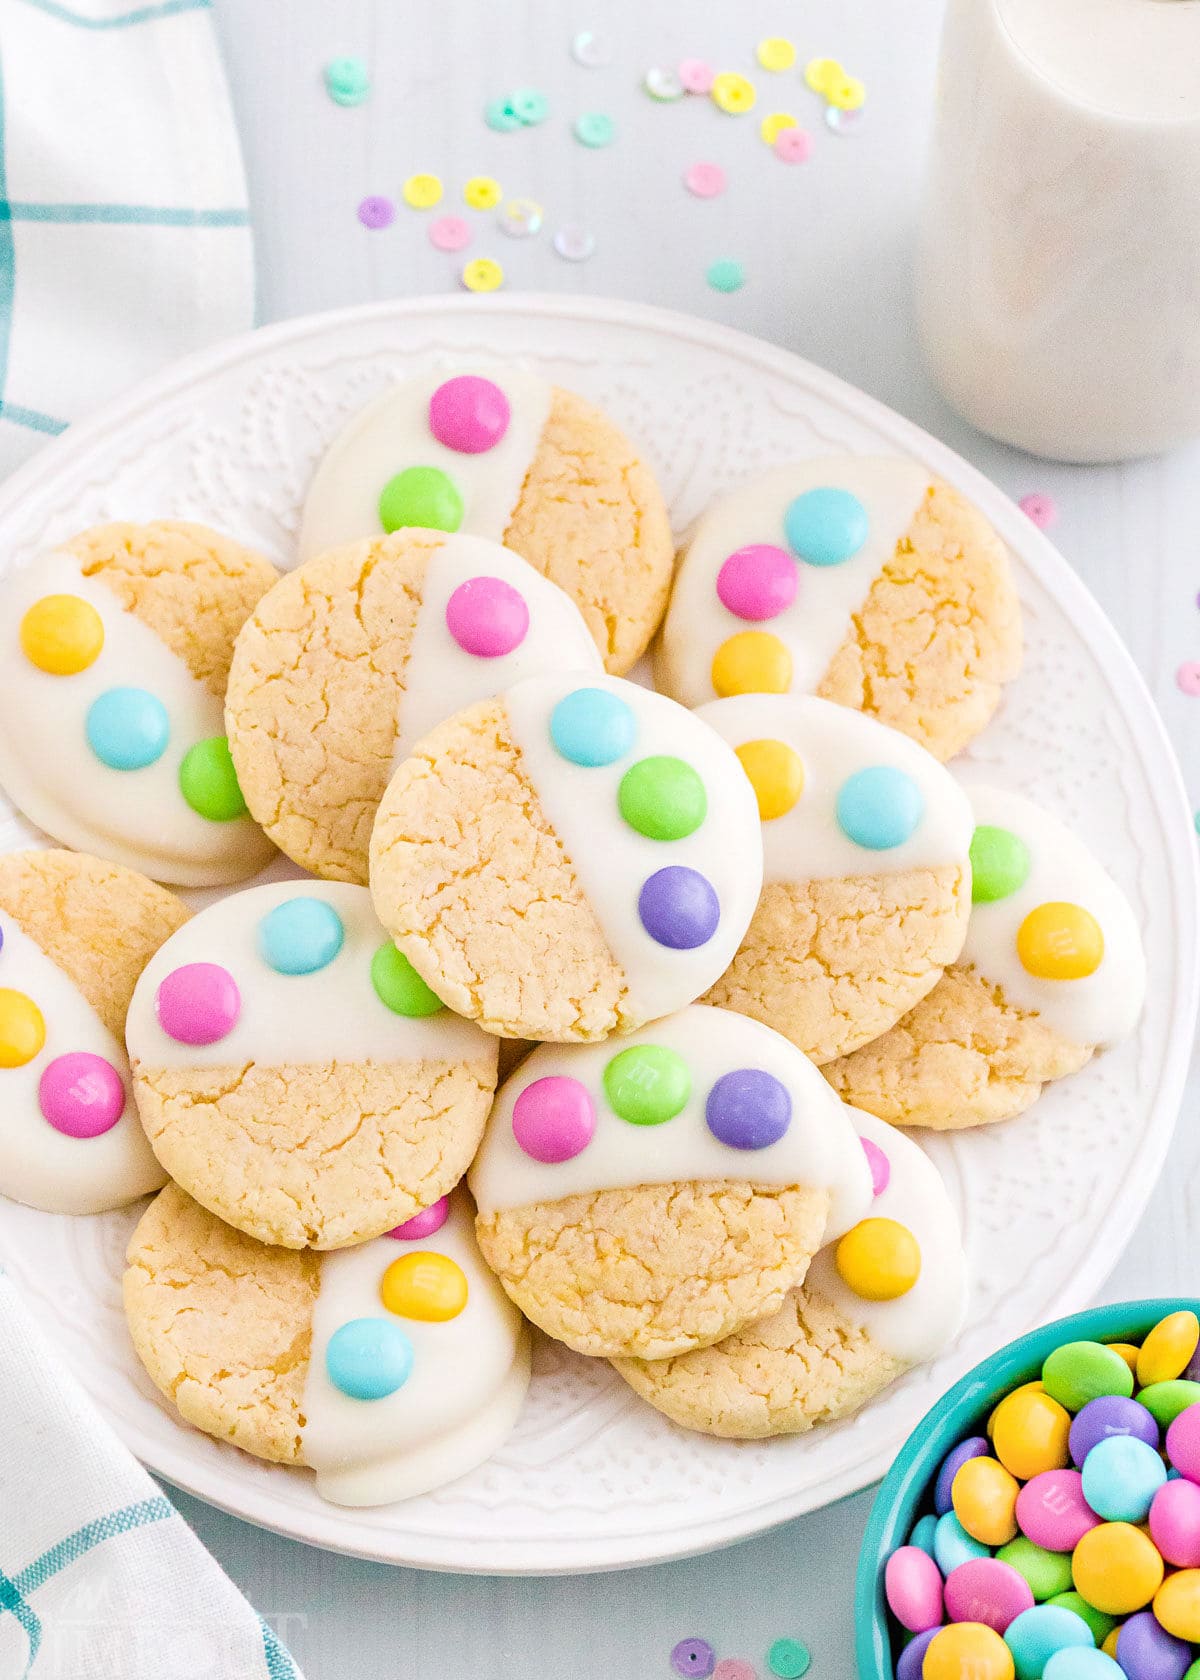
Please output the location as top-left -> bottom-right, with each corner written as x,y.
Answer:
734,738 -> 804,820
952,1456 -> 1020,1546
923,1623 -> 1014,1680
1107,1342 -> 1141,1377
711,631 -> 792,698
380,1251 -> 468,1321
0,988 -> 46,1067
991,1385 -> 1071,1480
20,594 -> 104,675
834,1217 -> 920,1302
1017,901 -> 1104,980
1137,1310 -> 1199,1386
1154,1569 -> 1200,1640
1071,1521 -> 1163,1614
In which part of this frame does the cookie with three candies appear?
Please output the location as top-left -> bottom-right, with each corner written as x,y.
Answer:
225,530 -> 602,882
369,674 -> 764,1042
697,694 -> 974,1064
469,1004 -> 873,1360
124,1185 -> 530,1504
125,881 -> 499,1248
825,784 -> 1146,1128
0,522 -> 278,885
0,848 -> 188,1214
613,1108 -> 967,1436
298,369 -> 675,673
657,456 -> 1022,761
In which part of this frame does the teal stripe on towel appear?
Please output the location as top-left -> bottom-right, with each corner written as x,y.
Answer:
0,403 -> 67,435
14,0 -> 211,27
12,1496 -> 174,1595
2,202 -> 248,227
261,1616 -> 302,1680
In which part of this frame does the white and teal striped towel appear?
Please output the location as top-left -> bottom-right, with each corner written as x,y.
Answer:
0,1271 -> 304,1678
0,0 -> 253,473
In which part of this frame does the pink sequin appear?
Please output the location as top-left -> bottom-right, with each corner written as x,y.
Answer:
428,215 -> 472,253
1177,661 -> 1200,696
1019,492 -> 1058,529
712,1663 -> 757,1680
684,162 -> 727,200
678,58 -> 715,94
773,128 -> 812,165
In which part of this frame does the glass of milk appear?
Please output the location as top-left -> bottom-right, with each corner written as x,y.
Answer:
915,0 -> 1200,462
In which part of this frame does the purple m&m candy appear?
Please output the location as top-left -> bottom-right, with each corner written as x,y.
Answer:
387,1195 -> 450,1240
428,375 -> 511,454
896,1629 -> 938,1680
155,962 -> 240,1045
1117,1609 -> 1192,1680
512,1076 -> 596,1163
935,1437 -> 990,1515
1069,1394 -> 1159,1466
943,1558 -> 1034,1634
638,867 -> 720,950
705,1068 -> 791,1149
885,1545 -> 944,1633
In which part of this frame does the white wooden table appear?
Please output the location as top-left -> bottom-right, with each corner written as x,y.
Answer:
177,3 -> 1200,1673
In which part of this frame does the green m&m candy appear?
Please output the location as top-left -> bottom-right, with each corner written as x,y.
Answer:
1046,1591 -> 1117,1645
1138,1379 -> 1200,1427
179,736 -> 248,822
618,756 -> 707,841
996,1536 -> 1074,1601
378,465 -> 464,534
969,824 -> 1031,903
603,1044 -> 690,1125
1042,1340 -> 1134,1411
371,943 -> 444,1017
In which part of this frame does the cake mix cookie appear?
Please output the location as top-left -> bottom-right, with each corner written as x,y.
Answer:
657,457 -> 1022,761
696,694 -> 973,1064
124,1184 -> 530,1504
469,1004 -> 873,1360
298,370 -> 674,673
225,530 -> 602,883
825,784 -> 1146,1128
0,848 -> 187,1214
0,523 -> 278,886
369,674 -> 764,1042
613,1109 -> 968,1437
126,880 -> 499,1248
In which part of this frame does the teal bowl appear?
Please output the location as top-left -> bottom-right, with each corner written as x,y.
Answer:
854,1297 -> 1200,1679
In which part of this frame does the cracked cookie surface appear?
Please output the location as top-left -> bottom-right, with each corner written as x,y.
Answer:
475,1180 -> 830,1361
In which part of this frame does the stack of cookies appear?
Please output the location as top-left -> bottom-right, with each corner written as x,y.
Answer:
0,369 -> 1145,1505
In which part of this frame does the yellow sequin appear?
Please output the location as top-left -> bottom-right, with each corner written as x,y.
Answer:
20,594 -> 104,675
804,57 -> 844,95
827,74 -> 866,112
380,1251 -> 468,1322
463,175 -> 502,210
402,173 -> 444,210
711,71 -> 757,115
760,111 -> 798,146
461,257 -> 505,293
756,37 -> 796,72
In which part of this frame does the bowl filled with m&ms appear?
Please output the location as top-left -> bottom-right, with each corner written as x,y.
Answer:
858,1299 -> 1200,1680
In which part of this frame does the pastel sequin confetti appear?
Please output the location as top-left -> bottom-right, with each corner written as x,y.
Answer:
707,258 -> 746,293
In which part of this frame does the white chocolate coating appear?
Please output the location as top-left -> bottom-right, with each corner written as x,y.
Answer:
804,1107 -> 968,1365
0,917 -> 165,1214
657,457 -> 930,708
469,1004 -> 874,1221
503,674 -> 764,1026
302,1193 -> 531,1505
298,369 -> 553,563
126,881 -> 497,1072
0,552 -> 274,887
696,694 -> 973,884
393,535 -> 602,765
958,781 -> 1146,1049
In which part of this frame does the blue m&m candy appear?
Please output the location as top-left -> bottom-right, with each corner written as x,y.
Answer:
783,487 -> 868,567
257,896 -> 345,976
836,766 -> 924,850
325,1317 -> 413,1400
550,687 -> 636,767
1080,1433 -> 1166,1522
85,686 -> 169,770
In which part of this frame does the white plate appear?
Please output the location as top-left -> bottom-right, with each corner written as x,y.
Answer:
0,295 -> 1195,1575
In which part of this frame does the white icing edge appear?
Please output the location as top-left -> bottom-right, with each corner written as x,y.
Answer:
0,917 -> 165,1214
126,881 -> 498,1070
956,779 -> 1146,1047
503,674 -> 764,1025
0,551 -> 274,887
803,1107 -> 968,1364
302,1193 -> 531,1506
468,1003 -> 874,1221
696,693 -> 974,883
393,535 -> 603,765
658,456 -> 931,707
298,369 -> 553,562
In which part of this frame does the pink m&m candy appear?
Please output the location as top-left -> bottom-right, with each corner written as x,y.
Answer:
943,1558 -> 1034,1634
512,1076 -> 596,1163
38,1052 -> 125,1138
387,1195 -> 450,1241
445,576 -> 529,657
1149,1475 -> 1200,1567
884,1544 -> 944,1633
716,544 -> 797,622
861,1136 -> 891,1198
155,962 -> 241,1046
1167,1402 -> 1200,1483
428,375 -> 510,454
1015,1468 -> 1101,1551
